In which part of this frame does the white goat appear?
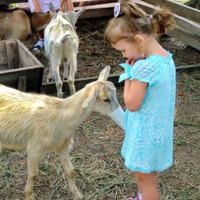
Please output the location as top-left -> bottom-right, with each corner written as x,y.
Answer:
44,5 -> 86,98
0,66 -> 119,200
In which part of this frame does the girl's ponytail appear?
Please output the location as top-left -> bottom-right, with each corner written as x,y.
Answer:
151,8 -> 177,34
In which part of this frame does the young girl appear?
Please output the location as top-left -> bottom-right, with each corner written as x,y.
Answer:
104,0 -> 176,200
28,0 -> 75,50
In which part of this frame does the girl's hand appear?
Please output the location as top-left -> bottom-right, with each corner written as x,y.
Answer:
126,58 -> 136,66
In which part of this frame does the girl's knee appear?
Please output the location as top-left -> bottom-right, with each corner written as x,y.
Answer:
134,171 -> 157,186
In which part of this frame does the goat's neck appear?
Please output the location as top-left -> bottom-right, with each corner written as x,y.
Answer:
30,13 -> 52,31
61,89 -> 92,125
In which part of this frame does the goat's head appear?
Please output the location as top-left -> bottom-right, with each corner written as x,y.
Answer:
61,7 -> 86,26
82,66 -> 119,115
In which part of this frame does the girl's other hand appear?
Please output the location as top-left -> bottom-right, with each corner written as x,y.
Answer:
126,58 -> 136,66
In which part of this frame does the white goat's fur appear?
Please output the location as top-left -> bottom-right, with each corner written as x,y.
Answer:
0,66 -> 119,200
44,5 -> 86,98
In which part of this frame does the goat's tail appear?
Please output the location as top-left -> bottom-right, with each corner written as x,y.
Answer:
60,33 -> 78,43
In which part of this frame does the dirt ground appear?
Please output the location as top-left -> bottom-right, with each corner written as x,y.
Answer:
0,5 -> 200,200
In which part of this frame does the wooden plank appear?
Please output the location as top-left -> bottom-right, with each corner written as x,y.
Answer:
18,76 -> 27,92
143,0 -> 200,23
167,27 -> 200,51
16,40 -> 43,68
6,41 -> 19,69
176,63 -> 200,71
0,64 -> 8,71
174,14 -> 200,37
0,39 -> 43,69
75,3 -> 116,19
0,0 -> 117,6
73,0 -> 117,7
0,66 -> 44,93
0,39 -> 43,93
0,64 -> 41,74
41,74 -> 122,94
41,62 -> 200,95
0,42 -> 7,66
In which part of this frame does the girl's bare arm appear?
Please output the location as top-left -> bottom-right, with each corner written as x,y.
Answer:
66,0 -> 75,11
124,79 -> 147,112
32,0 -> 42,12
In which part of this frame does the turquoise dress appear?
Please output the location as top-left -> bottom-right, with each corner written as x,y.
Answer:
121,51 -> 176,173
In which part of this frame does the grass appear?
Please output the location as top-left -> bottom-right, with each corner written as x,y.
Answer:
0,69 -> 200,199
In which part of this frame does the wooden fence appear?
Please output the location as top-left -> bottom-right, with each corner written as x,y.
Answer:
2,0 -> 199,52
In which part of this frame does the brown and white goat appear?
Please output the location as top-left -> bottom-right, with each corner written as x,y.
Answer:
0,66 -> 119,200
0,8 -> 53,41
44,5 -> 86,97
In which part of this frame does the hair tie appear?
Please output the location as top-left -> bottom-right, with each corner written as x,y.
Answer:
149,14 -> 153,19
114,3 -> 123,17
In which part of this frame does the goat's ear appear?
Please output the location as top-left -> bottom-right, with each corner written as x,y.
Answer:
82,87 -> 98,109
75,7 -> 86,18
98,66 -> 110,81
49,3 -> 56,15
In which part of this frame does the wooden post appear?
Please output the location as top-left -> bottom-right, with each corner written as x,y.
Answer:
18,76 -> 27,92
6,41 -> 19,69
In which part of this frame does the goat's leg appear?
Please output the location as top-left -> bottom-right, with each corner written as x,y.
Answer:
47,59 -> 53,82
67,54 -> 77,95
63,60 -> 69,80
51,57 -> 63,98
24,149 -> 45,200
57,145 -> 83,200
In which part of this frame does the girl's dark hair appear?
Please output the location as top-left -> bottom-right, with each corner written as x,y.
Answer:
104,0 -> 176,44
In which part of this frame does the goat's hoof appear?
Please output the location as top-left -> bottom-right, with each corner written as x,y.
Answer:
74,194 -> 83,200
24,194 -> 35,200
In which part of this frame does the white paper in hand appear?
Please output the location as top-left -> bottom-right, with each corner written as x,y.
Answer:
108,106 -> 125,130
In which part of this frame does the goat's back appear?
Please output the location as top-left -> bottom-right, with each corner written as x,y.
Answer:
0,9 -> 31,40
0,85 -> 70,151
44,12 -> 79,58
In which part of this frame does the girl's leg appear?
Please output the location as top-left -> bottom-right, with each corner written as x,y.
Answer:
37,29 -> 44,39
123,173 -> 142,200
134,172 -> 143,194
134,171 -> 159,200
33,30 -> 44,51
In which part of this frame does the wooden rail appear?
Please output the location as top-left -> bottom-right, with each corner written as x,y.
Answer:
41,63 -> 200,95
76,2 -> 116,18
0,0 -> 117,5
134,1 -> 200,51
73,0 -> 117,7
143,0 -> 200,23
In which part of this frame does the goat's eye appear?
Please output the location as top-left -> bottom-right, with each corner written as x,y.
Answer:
103,98 -> 110,103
